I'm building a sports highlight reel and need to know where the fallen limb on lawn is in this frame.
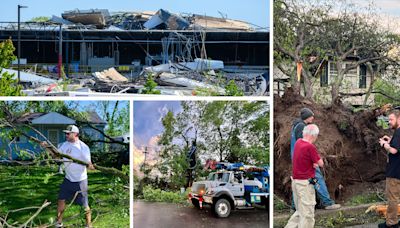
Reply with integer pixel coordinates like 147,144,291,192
366,204,400,217
0,200,51,228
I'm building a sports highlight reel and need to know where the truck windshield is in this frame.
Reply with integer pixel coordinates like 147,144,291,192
207,172,230,182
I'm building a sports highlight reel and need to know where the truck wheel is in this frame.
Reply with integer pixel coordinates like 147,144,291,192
214,198,231,218
191,198,200,209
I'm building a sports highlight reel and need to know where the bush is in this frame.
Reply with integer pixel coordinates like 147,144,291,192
141,74,161,94
142,185,188,204
225,80,244,96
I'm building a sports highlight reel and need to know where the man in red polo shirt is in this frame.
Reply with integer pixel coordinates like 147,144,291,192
285,124,324,228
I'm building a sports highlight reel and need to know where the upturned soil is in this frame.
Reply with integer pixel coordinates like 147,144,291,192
274,88,391,203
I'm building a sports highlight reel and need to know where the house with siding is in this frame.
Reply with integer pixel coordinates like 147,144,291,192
0,111,106,160
273,58,375,106
314,59,374,105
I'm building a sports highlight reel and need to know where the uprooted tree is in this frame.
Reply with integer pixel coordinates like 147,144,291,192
274,0,399,105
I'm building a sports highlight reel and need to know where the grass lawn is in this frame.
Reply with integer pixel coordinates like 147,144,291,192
0,165,129,227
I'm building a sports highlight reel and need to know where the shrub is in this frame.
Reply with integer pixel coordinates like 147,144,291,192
142,185,188,204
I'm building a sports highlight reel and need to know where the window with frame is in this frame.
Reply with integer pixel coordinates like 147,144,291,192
359,65,367,89
320,62,329,87
48,129,59,147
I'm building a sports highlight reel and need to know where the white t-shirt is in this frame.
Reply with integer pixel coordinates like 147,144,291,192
58,140,91,182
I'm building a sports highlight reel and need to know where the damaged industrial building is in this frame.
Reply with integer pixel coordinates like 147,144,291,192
0,9,269,96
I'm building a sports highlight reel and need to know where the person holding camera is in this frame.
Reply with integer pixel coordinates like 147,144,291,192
378,110,400,228
285,124,324,228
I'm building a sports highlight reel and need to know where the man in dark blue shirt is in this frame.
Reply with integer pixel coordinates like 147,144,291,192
379,110,400,228
291,108,340,210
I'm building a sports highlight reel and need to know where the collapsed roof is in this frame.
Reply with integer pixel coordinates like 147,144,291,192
51,8,257,31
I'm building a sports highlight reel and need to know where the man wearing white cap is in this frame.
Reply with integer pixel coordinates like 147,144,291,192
56,125,94,228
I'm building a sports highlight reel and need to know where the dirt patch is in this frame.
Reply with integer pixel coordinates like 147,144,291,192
274,88,390,204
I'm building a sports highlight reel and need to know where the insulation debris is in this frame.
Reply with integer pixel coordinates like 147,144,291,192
144,58,224,74
144,9,189,30
92,67,128,83
62,9,110,28
54,8,255,31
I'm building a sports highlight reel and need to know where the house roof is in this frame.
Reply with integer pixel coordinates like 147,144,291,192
16,111,106,125
16,112,45,123
31,112,76,125
86,111,107,124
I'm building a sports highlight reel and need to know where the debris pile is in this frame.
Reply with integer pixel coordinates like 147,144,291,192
93,67,128,83
108,11,155,30
49,8,256,31
62,9,110,28
4,8,268,96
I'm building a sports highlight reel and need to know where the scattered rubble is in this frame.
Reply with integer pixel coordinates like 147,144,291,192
143,58,224,75
1,68,56,85
4,8,268,96
62,9,110,28
157,72,226,94
93,67,128,83
51,8,256,31
190,14,253,31
144,9,189,30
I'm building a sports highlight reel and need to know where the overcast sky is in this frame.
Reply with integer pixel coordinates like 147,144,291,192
353,0,400,16
133,101,182,149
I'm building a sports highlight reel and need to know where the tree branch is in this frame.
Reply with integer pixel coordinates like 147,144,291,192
339,90,400,102
77,121,128,146
1,120,128,182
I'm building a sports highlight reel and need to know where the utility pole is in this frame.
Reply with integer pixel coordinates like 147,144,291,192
142,146,148,171
58,24,63,79
17,5,28,83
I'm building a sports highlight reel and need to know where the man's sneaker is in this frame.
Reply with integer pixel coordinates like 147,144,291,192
324,204,341,210
55,223,63,228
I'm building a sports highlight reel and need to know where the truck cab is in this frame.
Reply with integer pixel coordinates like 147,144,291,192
189,164,269,218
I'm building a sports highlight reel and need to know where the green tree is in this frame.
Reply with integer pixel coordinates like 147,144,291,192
373,79,400,107
201,101,269,165
0,39,23,96
274,0,397,104
225,80,244,96
153,101,269,189
28,16,50,22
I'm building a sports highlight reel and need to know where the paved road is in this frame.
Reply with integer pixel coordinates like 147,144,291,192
133,200,269,228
